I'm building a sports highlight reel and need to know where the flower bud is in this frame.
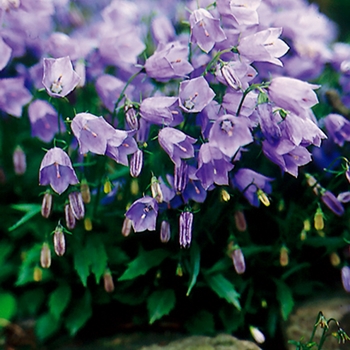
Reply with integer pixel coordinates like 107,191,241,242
176,262,183,277
234,210,247,232
257,189,270,207
80,179,91,204
124,104,139,130
174,161,188,193
249,326,265,344
232,248,245,274
104,178,112,194
53,224,65,256
84,217,93,231
279,245,289,267
103,270,115,293
69,191,85,220
65,203,76,230
303,219,311,232
330,252,341,267
130,179,139,195
305,173,321,195
40,243,51,268
179,211,193,249
130,149,143,178
314,207,324,231
13,146,26,175
121,216,132,237
341,266,350,293
160,220,171,243
221,189,230,202
321,190,344,216
33,266,43,282
151,176,163,203
41,192,53,218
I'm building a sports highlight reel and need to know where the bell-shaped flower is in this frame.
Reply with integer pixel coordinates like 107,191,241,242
196,143,234,190
323,113,350,147
237,28,289,67
189,8,226,53
144,41,193,82
42,56,81,98
158,127,196,167
125,196,158,232
71,112,116,155
39,147,79,195
321,190,344,216
179,76,215,113
0,37,12,71
208,114,253,158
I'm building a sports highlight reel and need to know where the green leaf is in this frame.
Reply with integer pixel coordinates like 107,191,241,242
48,284,72,320
18,289,45,316
204,273,241,310
86,235,108,284
0,292,17,322
185,310,215,335
65,291,92,336
186,242,200,296
35,312,60,341
118,248,169,281
275,279,294,321
0,241,14,265
147,289,176,324
73,243,90,287
9,204,41,232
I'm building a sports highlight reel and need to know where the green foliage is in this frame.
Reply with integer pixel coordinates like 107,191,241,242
36,312,61,341
0,292,17,322
147,289,176,324
185,310,215,335
186,242,200,296
48,284,72,320
275,279,294,321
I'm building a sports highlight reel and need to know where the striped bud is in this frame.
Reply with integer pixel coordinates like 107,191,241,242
80,179,91,204
69,191,85,220
151,176,163,203
179,211,193,249
130,149,143,178
124,104,139,130
103,270,115,293
160,220,171,243
65,203,76,230
341,266,350,293
40,243,51,268
232,248,245,274
13,145,26,175
122,216,132,237
234,210,247,232
314,208,324,231
279,245,289,267
174,161,188,193
41,192,53,218
53,224,65,256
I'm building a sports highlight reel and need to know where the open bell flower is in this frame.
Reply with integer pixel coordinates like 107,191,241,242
42,56,81,98
39,147,79,195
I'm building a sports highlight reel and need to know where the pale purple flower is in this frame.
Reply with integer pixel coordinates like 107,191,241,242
130,149,143,178
0,36,12,71
182,166,207,204
232,168,273,207
222,89,258,117
323,113,350,147
208,114,253,158
160,220,171,243
144,41,193,81
151,16,175,44
174,161,189,194
321,190,344,216
158,127,196,167
42,56,81,98
39,147,79,195
125,196,158,232
196,143,234,190
341,266,350,293
338,191,350,203
46,32,79,60
257,103,282,144
179,76,215,113
268,77,320,117
0,77,32,117
13,146,26,175
69,191,85,220
189,8,226,53
237,28,289,67
71,113,116,155
179,211,193,248
28,100,64,143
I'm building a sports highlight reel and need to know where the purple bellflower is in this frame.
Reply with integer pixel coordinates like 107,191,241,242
189,8,226,53
158,127,196,167
196,143,234,190
125,196,158,232
28,100,64,143
208,114,253,158
0,36,12,71
323,113,350,147
42,56,81,98
179,76,215,113
222,89,258,117
179,211,193,248
71,112,116,155
237,28,289,67
144,41,193,82
39,147,79,195
232,168,273,207
321,190,344,216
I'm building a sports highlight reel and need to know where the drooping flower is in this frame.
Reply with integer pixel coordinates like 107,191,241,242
125,196,159,232
71,112,116,155
323,113,350,147
189,8,226,53
69,192,85,220
179,211,193,248
321,190,344,216
42,56,81,98
0,36,12,71
179,76,215,113
237,28,289,67
39,147,79,195
13,145,26,175
158,127,196,167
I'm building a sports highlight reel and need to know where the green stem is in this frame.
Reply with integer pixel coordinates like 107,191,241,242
202,48,232,76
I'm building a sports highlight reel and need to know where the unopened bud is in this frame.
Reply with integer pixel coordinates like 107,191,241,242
330,252,341,267
279,245,289,267
130,179,139,195
122,216,132,237
41,192,53,218
305,173,321,195
130,149,143,178
124,104,139,130
69,191,85,220
249,326,265,344
234,210,247,232
80,179,91,204
65,203,76,230
151,176,163,203
40,243,51,268
232,248,245,274
53,224,65,256
13,146,26,175
221,189,230,202
300,230,307,241
104,178,112,194
84,217,93,231
257,189,270,207
341,266,350,293
303,219,311,232
33,266,43,282
179,211,193,248
103,270,115,293
174,161,188,193
314,208,324,231
160,220,171,243
176,262,183,277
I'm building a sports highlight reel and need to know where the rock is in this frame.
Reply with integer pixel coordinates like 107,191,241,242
138,333,261,350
